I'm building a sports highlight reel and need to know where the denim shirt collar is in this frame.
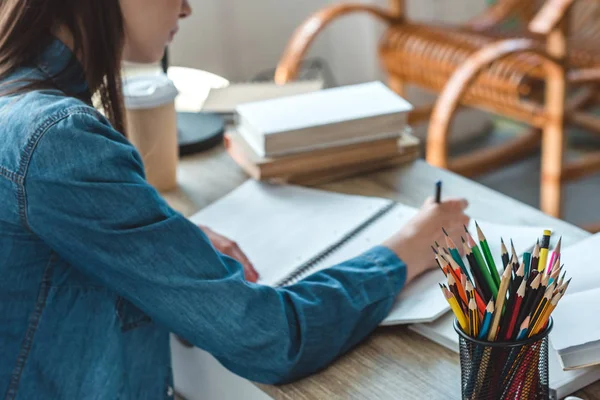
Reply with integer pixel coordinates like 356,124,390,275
35,38,91,101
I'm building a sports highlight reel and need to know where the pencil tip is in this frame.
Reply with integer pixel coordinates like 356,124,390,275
442,227,449,236
463,225,469,233
461,236,466,243
500,237,505,244
431,246,438,254
435,241,440,248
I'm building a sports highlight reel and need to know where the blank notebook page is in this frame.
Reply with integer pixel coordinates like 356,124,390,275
190,181,392,286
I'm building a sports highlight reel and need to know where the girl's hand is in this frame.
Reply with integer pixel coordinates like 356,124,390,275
198,225,259,283
383,197,470,284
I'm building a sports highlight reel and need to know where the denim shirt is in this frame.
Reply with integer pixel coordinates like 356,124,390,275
0,39,407,400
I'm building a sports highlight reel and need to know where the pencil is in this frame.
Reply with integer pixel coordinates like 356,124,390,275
435,180,442,203
549,262,561,285
441,284,468,331
555,271,566,293
529,283,554,336
516,316,530,340
505,280,526,340
465,228,499,298
500,238,510,270
499,261,524,338
469,297,479,337
440,254,462,286
538,230,551,272
464,276,486,315
487,264,512,341
533,292,563,335
478,299,494,339
522,251,532,278
557,277,572,295
530,240,540,276
476,222,502,289
516,273,542,328
547,236,561,274
462,239,492,301
448,272,468,310
443,227,468,277
510,239,519,273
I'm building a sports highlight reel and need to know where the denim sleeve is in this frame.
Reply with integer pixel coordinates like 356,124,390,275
23,109,407,384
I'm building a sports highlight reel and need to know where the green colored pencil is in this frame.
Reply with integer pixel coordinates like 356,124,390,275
465,226,499,298
475,222,501,289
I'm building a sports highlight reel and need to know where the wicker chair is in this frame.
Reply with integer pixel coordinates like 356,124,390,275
275,0,600,226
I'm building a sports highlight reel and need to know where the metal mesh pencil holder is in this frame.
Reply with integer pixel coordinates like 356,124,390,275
454,319,553,400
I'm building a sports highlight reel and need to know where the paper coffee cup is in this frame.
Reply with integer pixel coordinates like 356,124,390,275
123,74,179,192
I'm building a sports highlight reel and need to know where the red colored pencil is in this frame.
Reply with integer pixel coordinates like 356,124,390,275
505,280,526,340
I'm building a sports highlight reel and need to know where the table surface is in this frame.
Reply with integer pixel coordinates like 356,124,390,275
163,146,599,400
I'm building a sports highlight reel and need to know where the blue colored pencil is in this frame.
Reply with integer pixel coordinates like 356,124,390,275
516,316,530,340
477,300,495,339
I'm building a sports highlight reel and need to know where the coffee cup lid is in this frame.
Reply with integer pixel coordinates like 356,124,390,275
123,74,179,110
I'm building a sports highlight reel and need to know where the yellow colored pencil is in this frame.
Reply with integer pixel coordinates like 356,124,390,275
487,264,512,341
441,284,468,331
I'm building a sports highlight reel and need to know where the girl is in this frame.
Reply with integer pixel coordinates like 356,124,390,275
0,1,469,398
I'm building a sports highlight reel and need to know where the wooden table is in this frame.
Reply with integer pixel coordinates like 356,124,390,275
164,147,600,400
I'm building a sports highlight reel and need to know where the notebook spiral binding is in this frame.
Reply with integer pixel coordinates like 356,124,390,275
276,201,399,287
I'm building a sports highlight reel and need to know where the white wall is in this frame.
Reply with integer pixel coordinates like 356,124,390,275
170,0,488,84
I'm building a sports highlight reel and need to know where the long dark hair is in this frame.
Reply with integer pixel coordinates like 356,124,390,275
0,0,126,133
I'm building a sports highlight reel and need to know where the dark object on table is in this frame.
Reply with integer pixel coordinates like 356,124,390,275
177,112,224,156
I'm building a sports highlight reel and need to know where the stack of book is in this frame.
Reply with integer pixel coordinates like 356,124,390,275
226,81,419,186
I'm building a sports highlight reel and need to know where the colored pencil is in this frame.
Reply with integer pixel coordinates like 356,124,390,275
500,238,510,270
487,264,512,341
478,300,494,339
522,251,532,278
528,283,554,336
443,227,469,277
441,284,468,331
505,280,526,340
469,298,479,337
549,262,561,286
547,236,561,274
461,240,491,301
555,271,566,293
465,228,498,298
510,239,519,273
534,292,563,335
499,261,524,338
516,273,541,328
476,222,501,288
557,277,572,295
516,316,531,340
538,230,551,272
530,241,540,276
448,272,468,310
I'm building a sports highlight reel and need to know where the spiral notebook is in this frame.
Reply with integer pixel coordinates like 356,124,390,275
191,181,545,325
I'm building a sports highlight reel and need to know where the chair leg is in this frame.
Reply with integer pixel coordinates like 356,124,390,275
540,123,564,218
540,71,567,218
388,75,405,97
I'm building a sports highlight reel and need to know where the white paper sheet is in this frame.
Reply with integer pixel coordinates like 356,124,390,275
191,180,392,286
191,181,549,325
